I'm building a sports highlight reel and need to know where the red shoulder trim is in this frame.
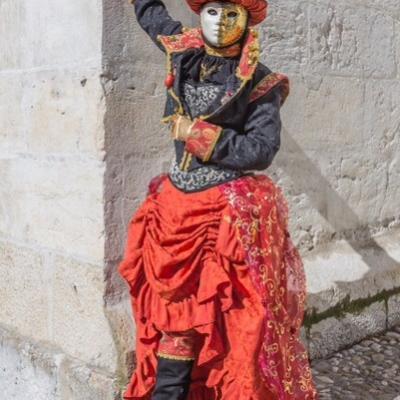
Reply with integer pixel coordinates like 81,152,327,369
158,28,260,84
235,29,260,83
249,72,290,105
157,28,204,53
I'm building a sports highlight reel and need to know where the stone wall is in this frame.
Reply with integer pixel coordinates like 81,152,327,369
0,0,117,398
0,0,399,398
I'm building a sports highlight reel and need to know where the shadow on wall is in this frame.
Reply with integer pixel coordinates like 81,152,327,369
279,128,398,273
279,128,399,333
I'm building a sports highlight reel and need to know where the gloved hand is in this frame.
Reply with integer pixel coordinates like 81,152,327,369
170,115,194,141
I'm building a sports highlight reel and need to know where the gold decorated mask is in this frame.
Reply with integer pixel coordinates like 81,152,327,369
200,2,249,48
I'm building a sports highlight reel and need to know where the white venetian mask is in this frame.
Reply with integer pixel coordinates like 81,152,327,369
200,2,249,48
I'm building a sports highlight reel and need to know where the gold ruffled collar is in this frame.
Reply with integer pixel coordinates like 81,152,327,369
204,42,242,58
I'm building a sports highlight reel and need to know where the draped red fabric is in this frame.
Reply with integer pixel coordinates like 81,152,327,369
185,0,268,26
219,176,318,399
118,174,319,399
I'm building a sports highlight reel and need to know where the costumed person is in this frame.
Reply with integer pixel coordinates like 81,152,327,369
119,0,319,398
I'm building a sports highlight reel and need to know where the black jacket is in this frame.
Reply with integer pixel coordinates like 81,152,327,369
134,0,289,172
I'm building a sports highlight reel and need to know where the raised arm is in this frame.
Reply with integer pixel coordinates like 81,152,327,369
132,0,183,51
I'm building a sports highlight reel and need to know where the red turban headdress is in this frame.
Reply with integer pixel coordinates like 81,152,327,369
186,0,268,26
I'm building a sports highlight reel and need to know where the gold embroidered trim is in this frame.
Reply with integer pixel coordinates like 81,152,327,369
204,42,242,58
159,39,186,117
169,89,184,115
199,63,222,82
157,28,203,54
235,28,260,83
203,126,223,162
157,352,196,361
161,115,174,124
179,151,193,171
249,72,290,105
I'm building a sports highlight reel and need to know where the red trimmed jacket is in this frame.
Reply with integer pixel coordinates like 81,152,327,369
134,0,289,172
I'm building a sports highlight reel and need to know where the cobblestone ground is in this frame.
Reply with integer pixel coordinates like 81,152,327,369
311,325,400,400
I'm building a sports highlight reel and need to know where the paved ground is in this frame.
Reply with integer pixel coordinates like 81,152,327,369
311,325,400,399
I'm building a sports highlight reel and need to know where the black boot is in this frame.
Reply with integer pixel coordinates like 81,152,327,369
151,357,194,400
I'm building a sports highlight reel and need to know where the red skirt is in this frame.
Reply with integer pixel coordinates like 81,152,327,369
118,174,319,400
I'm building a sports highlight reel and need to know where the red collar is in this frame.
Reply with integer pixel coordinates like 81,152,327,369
158,27,260,83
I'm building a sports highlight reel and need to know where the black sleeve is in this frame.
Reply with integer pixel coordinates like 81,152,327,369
208,88,282,171
134,0,183,51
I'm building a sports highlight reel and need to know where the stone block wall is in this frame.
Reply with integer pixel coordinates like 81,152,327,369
0,0,399,398
263,0,400,250
0,0,117,398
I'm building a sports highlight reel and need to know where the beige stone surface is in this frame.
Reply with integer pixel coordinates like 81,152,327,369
104,298,137,383
260,1,308,74
0,75,26,154
305,228,400,314
0,242,49,342
0,0,102,70
58,357,117,400
0,157,105,263
0,0,118,395
0,328,59,400
308,3,396,79
25,70,105,156
0,241,118,370
52,254,118,370
0,70,105,157
0,325,117,400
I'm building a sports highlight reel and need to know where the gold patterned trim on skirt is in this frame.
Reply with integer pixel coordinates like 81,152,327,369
157,352,196,362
